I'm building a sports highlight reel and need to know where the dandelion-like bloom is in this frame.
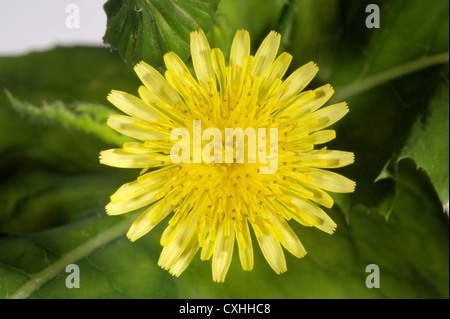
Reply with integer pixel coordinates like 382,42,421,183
100,29,355,282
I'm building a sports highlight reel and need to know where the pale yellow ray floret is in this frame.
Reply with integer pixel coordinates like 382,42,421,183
99,28,355,282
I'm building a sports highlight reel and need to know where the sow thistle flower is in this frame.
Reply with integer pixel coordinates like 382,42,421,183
100,29,355,282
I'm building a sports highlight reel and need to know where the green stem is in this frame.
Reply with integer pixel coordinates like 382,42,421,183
333,52,449,102
276,0,299,46
9,216,134,299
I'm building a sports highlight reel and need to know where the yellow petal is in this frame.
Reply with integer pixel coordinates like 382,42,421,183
109,175,165,203
134,61,182,105
212,219,235,282
138,86,184,124
99,149,159,168
127,200,173,241
290,196,337,234
164,51,191,78
297,130,336,146
252,223,287,274
302,102,349,132
275,91,316,117
107,90,160,122
259,52,292,102
253,31,281,78
158,215,198,271
229,29,251,86
304,167,356,193
106,186,161,216
190,29,215,89
277,61,319,104
160,215,183,247
265,210,306,258
163,51,193,102
230,29,250,70
211,48,227,95
234,219,254,271
168,234,199,277
107,115,166,141
300,84,334,115
200,236,216,261
301,184,335,208
122,142,154,154
164,69,192,103
301,150,355,168
284,84,334,119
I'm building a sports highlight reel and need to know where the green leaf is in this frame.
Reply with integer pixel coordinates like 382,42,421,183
345,159,448,298
0,0,448,299
215,0,285,49
398,70,449,205
0,47,138,234
103,0,220,68
305,0,449,215
0,46,140,106
1,158,447,298
6,92,130,147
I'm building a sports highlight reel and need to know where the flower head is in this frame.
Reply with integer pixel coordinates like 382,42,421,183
100,29,355,282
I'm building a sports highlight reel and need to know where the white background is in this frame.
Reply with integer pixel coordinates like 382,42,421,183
0,0,107,56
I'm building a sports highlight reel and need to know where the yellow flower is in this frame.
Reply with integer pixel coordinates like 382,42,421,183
100,29,355,282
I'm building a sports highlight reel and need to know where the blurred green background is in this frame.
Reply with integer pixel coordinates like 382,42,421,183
0,0,448,298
